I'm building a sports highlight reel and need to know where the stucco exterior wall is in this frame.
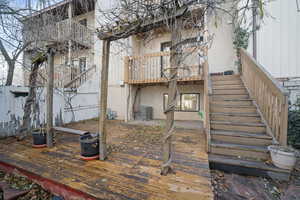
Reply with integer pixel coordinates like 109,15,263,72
138,84,204,121
207,9,237,74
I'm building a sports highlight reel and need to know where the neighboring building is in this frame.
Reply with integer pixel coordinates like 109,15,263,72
23,0,236,122
248,0,300,104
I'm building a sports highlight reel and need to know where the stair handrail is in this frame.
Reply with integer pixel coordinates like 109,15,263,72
203,47,212,152
64,65,97,88
239,48,289,146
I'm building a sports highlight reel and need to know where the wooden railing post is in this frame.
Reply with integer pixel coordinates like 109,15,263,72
280,96,288,146
203,60,211,152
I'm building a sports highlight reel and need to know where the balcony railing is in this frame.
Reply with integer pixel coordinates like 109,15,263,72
24,20,93,49
37,64,96,89
124,50,204,84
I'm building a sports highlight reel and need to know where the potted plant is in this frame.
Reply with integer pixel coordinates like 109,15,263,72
79,132,99,160
268,145,299,170
32,126,47,148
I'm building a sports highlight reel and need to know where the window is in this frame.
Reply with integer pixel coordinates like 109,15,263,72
160,41,171,78
79,18,87,27
79,57,87,73
163,93,200,112
160,37,204,78
181,94,199,111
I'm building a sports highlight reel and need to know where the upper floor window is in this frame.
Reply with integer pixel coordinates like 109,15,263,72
160,36,203,78
79,57,87,73
79,18,87,27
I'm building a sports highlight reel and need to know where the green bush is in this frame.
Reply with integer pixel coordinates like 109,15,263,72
288,100,300,149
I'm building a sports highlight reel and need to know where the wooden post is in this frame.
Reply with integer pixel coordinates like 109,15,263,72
280,95,289,146
99,40,111,160
47,48,55,147
161,17,182,175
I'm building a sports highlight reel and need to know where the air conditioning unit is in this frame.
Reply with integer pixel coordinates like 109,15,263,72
135,105,153,121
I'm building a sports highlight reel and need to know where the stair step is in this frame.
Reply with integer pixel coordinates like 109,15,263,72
213,84,245,90
213,80,243,85
213,89,248,95
209,154,291,181
210,141,269,160
212,94,249,100
210,105,257,114
211,130,272,146
211,75,240,81
211,99,253,106
211,121,266,133
211,112,261,123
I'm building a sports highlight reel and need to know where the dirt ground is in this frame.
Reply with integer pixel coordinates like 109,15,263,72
64,119,166,153
0,170,51,200
211,170,300,200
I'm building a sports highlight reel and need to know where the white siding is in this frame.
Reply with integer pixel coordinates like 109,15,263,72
250,0,300,78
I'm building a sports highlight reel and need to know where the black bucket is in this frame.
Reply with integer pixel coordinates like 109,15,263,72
32,130,47,146
79,133,99,157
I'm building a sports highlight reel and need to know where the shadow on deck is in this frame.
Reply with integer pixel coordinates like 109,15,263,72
0,120,213,200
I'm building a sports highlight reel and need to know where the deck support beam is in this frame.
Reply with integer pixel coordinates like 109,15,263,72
46,48,55,147
98,40,111,160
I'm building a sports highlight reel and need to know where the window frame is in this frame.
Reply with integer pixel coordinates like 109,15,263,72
163,93,200,112
160,36,204,78
79,18,87,27
79,57,87,73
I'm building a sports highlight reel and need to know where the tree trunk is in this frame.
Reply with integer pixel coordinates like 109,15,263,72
161,17,183,175
5,60,15,86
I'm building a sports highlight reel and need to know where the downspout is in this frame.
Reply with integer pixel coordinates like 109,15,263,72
252,0,258,59
68,1,73,66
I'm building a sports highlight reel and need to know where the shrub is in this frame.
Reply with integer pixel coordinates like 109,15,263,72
288,100,300,149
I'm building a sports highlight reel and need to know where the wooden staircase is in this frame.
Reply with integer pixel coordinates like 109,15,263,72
208,74,290,180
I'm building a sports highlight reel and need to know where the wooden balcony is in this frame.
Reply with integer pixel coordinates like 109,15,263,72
24,20,93,49
124,51,204,85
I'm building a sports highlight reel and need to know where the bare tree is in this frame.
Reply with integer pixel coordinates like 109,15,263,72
0,0,30,85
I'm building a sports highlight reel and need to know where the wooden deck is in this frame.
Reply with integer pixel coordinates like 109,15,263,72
0,120,213,200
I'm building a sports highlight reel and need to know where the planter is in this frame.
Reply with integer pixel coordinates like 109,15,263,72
32,129,47,148
79,133,99,159
268,145,298,170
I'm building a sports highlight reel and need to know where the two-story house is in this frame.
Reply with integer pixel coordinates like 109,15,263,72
22,0,290,177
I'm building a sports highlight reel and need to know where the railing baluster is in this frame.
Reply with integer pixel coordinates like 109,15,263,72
240,48,289,146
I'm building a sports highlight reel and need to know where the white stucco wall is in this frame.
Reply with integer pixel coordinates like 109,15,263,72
0,86,65,138
93,0,236,121
139,84,204,121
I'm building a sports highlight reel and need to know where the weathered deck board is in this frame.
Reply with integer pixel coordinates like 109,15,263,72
0,120,213,200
